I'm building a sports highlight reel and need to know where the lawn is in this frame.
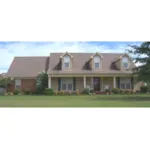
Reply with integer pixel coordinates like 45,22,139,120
0,94,150,107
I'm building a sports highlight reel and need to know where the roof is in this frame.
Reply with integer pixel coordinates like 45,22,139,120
7,52,136,78
7,56,49,78
48,53,135,75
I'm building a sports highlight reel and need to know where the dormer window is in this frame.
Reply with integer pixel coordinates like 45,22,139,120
64,55,70,68
94,56,100,68
122,57,129,69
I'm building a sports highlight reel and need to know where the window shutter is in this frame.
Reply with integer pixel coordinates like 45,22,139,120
131,77,133,90
58,78,61,91
73,77,76,91
117,77,120,88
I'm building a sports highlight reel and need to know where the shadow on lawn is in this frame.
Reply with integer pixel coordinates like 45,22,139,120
93,95,150,101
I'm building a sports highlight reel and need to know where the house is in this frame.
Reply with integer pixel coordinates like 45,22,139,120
6,51,140,93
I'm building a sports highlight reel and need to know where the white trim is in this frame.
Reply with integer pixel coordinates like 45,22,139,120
113,76,116,88
83,76,86,88
63,55,71,68
90,52,103,58
48,77,51,88
94,56,100,69
60,51,73,58
122,56,130,69
15,79,21,89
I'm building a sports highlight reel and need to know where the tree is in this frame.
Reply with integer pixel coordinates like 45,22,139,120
0,76,13,89
36,71,48,94
127,42,150,91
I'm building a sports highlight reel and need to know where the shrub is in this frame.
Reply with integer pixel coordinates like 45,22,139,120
120,89,124,94
76,89,80,95
24,88,32,95
125,89,132,94
111,88,120,94
60,90,64,95
54,90,58,96
140,86,148,93
13,88,20,95
90,89,94,94
82,88,90,94
57,90,64,96
105,89,110,93
44,88,54,95
36,72,48,94
64,91,72,95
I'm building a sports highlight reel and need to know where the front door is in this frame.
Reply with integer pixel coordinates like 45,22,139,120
93,77,100,91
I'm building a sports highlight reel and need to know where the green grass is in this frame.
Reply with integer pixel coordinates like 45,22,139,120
0,94,150,107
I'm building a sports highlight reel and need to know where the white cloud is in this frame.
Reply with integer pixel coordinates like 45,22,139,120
0,42,129,73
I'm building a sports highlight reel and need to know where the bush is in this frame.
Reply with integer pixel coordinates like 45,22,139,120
105,89,110,93
64,91,72,96
13,88,20,95
140,86,148,93
82,88,90,94
76,89,80,95
36,72,48,94
90,89,95,94
57,90,64,96
54,90,58,96
44,88,54,95
120,89,125,94
24,88,32,95
125,89,132,94
111,88,120,94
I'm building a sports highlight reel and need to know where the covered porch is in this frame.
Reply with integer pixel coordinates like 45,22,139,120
48,75,135,92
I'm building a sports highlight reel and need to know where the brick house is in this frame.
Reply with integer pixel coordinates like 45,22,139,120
6,52,140,92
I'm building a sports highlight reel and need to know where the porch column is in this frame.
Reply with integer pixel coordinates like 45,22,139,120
113,76,116,88
48,76,51,88
83,76,86,88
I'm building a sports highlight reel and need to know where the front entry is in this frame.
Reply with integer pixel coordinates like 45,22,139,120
93,77,100,91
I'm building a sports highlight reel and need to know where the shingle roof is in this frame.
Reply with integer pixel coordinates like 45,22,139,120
48,53,135,75
7,52,136,78
7,56,49,78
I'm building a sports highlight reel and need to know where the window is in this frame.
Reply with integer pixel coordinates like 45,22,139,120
62,84,67,90
15,79,21,89
120,78,131,90
64,55,70,68
61,78,73,91
126,83,131,89
122,57,129,69
94,56,100,68
120,84,126,89
68,84,73,90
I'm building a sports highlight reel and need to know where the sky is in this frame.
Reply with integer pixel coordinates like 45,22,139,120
0,41,141,73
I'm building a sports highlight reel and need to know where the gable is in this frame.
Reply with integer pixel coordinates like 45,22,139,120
7,56,49,78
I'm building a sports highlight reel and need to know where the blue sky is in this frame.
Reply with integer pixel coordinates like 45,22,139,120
0,41,141,73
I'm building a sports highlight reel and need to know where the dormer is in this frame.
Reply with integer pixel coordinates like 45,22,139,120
90,52,103,70
122,55,130,69
112,53,131,70
60,51,73,70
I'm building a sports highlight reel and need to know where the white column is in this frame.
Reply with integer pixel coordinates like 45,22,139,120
48,76,51,88
83,76,86,88
113,76,116,88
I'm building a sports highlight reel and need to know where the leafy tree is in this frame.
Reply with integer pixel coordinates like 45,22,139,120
0,76,13,89
127,42,150,91
36,71,48,94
